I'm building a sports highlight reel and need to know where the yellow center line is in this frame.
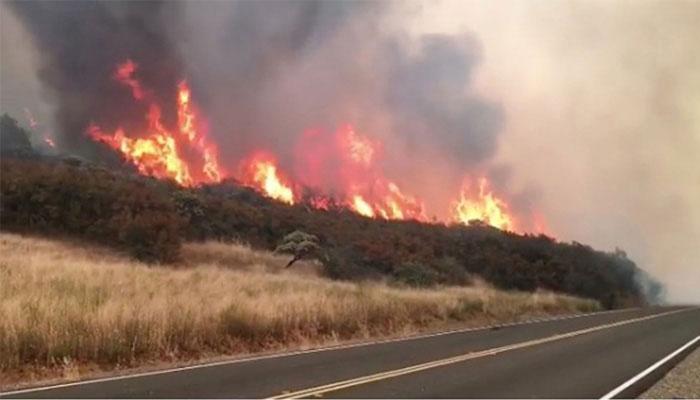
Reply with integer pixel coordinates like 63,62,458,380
268,308,695,399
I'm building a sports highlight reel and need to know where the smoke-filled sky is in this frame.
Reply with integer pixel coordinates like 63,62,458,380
1,1,698,302
404,0,700,303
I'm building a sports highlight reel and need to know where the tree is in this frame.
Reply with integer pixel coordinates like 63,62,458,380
0,113,33,156
275,230,321,268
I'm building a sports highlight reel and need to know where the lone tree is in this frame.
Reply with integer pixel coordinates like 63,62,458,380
275,230,320,268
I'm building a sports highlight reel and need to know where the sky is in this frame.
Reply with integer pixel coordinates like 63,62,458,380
402,0,700,302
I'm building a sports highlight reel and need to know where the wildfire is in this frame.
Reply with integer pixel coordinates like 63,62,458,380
240,152,296,205
87,59,542,232
333,126,426,221
88,120,193,185
113,59,144,100
453,178,515,231
176,81,222,182
177,81,196,142
340,124,378,167
352,195,375,217
23,108,56,148
89,60,223,186
347,181,426,221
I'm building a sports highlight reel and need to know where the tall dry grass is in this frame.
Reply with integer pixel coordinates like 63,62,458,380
0,232,599,381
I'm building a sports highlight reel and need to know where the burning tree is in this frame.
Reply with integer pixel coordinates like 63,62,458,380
275,230,321,268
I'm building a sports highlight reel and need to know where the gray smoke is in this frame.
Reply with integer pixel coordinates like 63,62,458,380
3,1,502,210
5,1,185,156
406,0,700,303
171,1,502,211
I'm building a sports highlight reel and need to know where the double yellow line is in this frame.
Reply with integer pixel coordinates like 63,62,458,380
269,308,694,399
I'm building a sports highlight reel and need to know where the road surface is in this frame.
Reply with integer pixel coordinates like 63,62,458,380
3,306,699,399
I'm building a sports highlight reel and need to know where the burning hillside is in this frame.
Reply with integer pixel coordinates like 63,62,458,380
5,2,548,233
87,60,525,232
89,60,222,186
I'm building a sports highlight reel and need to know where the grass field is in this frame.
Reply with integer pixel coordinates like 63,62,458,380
0,232,599,387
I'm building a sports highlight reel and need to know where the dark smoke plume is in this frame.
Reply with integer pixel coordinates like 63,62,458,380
7,0,503,200
7,1,184,157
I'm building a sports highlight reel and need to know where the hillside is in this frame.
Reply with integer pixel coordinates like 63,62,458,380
0,232,598,387
0,152,661,309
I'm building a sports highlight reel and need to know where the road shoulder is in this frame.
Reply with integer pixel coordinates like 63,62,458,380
641,346,700,399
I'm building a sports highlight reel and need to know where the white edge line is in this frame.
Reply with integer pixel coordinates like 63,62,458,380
600,334,700,400
0,307,641,396
268,308,697,399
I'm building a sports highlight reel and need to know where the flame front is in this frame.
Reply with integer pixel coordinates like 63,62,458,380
348,180,426,221
89,60,223,186
240,152,296,205
352,195,375,217
453,178,515,231
87,59,540,232
336,126,426,221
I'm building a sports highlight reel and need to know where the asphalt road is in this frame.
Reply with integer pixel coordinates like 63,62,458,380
3,306,699,399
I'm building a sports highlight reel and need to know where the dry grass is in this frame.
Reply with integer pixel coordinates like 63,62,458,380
178,240,322,275
0,232,599,386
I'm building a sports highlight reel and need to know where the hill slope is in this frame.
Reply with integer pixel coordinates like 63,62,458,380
0,232,598,387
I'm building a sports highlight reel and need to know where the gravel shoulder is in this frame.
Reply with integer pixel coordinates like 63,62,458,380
641,346,700,399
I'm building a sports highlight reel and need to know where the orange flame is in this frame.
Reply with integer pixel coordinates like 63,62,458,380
240,152,296,204
351,195,375,217
340,125,378,167
335,126,426,221
176,81,222,182
114,59,145,100
24,107,56,148
348,181,426,221
87,61,544,230
453,178,515,230
90,60,223,186
177,81,197,142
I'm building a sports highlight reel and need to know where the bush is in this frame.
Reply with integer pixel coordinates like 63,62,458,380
0,159,182,262
0,155,659,306
394,262,439,287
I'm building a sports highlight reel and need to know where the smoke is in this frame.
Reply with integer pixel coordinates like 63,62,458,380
5,1,185,156
3,1,503,216
407,0,700,303
172,1,502,212
6,1,696,302
0,1,53,141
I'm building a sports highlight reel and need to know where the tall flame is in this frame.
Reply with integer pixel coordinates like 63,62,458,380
87,59,540,232
453,178,515,231
89,60,223,186
336,126,426,220
240,152,296,205
352,195,375,217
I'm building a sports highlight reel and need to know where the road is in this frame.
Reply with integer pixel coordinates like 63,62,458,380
3,306,699,399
